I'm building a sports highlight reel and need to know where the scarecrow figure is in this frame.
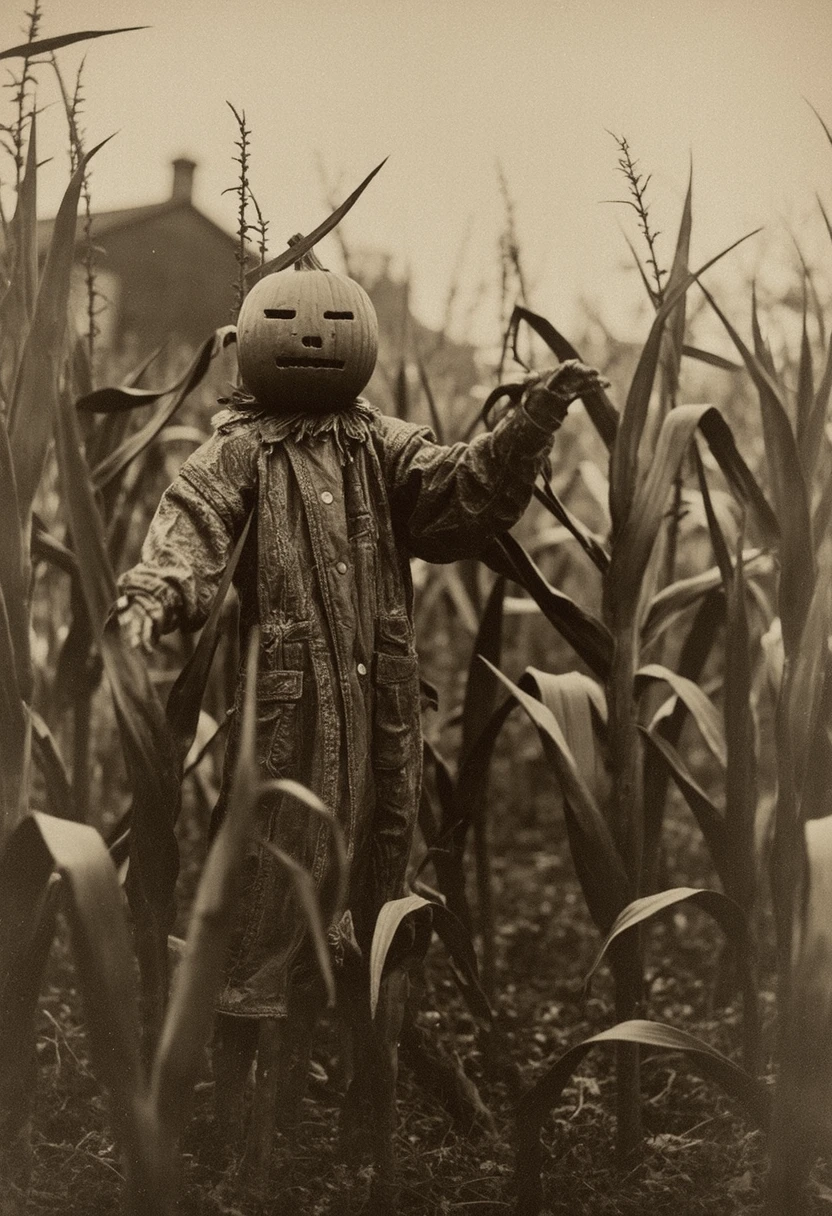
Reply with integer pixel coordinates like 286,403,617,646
117,248,607,1200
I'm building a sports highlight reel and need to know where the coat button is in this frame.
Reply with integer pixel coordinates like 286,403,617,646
321,491,334,504
336,561,348,574
357,662,367,676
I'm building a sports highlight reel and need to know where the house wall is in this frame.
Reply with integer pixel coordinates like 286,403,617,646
94,207,242,354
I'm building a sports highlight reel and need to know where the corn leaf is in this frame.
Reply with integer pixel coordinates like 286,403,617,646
682,345,742,372
246,159,388,287
29,708,74,821
609,229,760,531
165,513,252,769
510,305,619,448
723,542,757,913
641,550,770,648
31,813,143,1151
91,327,236,491
802,336,832,488
607,405,778,628
768,814,832,1214
639,727,732,888
257,838,336,1008
635,663,726,768
484,533,613,679
77,381,186,414
0,27,147,60
484,661,629,933
795,297,815,459
585,886,749,986
656,167,692,417
370,894,433,1018
0,587,28,838
515,1019,770,1216
785,568,832,799
704,285,814,655
259,778,349,928
0,113,38,404
0,413,31,702
369,894,489,1022
8,136,112,520
533,481,610,573
150,630,260,1138
460,576,505,764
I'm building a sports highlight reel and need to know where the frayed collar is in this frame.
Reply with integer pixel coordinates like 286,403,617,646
212,395,378,462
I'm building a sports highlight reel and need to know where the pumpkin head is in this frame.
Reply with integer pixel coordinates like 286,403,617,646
236,267,378,414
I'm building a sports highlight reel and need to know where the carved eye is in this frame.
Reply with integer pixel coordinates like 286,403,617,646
264,309,296,319
324,311,354,320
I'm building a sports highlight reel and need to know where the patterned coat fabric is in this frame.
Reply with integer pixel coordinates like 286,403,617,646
120,395,565,1017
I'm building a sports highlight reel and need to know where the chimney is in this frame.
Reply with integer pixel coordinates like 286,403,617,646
171,157,196,204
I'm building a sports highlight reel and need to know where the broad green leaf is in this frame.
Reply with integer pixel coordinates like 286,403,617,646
9,136,112,519
91,327,237,491
246,159,388,287
636,663,726,768
484,533,613,679
0,27,147,60
704,285,814,656
151,631,260,1138
515,1018,770,1216
510,305,619,448
609,229,760,531
484,660,629,932
769,814,832,1214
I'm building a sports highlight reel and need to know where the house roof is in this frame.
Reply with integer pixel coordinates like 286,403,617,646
33,196,239,258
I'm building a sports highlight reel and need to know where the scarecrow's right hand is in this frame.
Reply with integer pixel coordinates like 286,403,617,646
115,595,158,654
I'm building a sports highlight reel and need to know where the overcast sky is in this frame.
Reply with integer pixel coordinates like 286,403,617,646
2,0,831,346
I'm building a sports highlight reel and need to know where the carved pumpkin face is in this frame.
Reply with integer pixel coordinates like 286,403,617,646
236,268,378,413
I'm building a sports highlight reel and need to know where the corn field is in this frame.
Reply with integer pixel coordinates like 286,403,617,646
2,12,832,1216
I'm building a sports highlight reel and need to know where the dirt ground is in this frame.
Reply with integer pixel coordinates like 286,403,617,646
20,754,829,1216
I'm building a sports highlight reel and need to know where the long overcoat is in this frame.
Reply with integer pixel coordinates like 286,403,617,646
120,393,565,1016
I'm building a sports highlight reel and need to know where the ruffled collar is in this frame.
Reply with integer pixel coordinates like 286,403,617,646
212,391,378,462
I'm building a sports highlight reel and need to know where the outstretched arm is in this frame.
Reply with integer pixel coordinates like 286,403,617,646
377,360,608,562
117,426,257,650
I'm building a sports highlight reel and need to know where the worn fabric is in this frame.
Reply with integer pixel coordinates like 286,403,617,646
119,392,566,1016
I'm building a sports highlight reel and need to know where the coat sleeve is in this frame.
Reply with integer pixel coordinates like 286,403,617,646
117,425,258,633
374,387,568,562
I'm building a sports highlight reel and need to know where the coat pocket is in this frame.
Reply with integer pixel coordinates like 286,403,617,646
257,669,304,777
373,650,420,771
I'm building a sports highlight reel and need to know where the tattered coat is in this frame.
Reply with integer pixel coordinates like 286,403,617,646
120,395,564,1016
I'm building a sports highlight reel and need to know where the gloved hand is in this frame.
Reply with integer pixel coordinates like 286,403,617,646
115,594,159,654
523,359,611,428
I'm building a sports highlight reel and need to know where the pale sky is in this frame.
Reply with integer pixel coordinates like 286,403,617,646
2,0,832,346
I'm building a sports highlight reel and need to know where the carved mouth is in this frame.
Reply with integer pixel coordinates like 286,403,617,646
274,356,345,370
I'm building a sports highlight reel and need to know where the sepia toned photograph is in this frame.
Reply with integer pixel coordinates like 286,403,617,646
0,2,830,1212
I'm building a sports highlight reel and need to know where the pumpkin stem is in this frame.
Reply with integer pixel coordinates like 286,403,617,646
288,233,328,272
